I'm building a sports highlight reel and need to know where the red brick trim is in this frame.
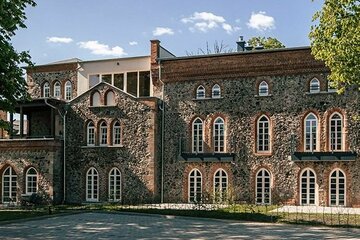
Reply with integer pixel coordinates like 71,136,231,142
253,112,273,156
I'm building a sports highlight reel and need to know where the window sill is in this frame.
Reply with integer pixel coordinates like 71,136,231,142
193,97,224,101
254,94,273,98
89,105,117,108
81,145,124,148
254,152,273,156
306,91,337,95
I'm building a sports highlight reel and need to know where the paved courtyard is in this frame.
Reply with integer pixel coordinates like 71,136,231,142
0,212,359,239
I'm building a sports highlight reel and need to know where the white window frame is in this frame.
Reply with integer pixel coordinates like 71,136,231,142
256,168,271,205
65,81,72,100
309,78,320,93
108,167,121,202
2,166,17,203
54,81,61,98
213,117,225,153
188,169,202,203
26,167,38,195
196,85,205,99
99,121,108,146
258,81,269,96
112,121,122,146
192,118,203,153
300,168,318,206
213,169,228,202
329,112,343,151
329,169,346,206
304,113,319,152
211,84,221,98
87,121,95,146
257,115,270,152
86,167,99,202
43,82,50,97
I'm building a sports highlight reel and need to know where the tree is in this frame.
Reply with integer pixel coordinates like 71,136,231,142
0,0,36,129
309,0,360,92
186,40,234,55
247,37,285,49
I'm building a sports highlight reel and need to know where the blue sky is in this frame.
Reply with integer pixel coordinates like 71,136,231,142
12,0,324,65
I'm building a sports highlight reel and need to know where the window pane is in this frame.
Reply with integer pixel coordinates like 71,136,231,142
89,74,100,88
114,73,124,90
127,72,138,96
102,74,112,84
139,71,150,97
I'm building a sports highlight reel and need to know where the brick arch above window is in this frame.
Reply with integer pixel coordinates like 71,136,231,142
254,113,272,155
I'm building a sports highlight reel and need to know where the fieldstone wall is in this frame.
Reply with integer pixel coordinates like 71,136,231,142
65,82,160,203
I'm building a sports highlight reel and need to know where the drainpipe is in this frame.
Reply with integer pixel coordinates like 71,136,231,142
44,99,68,204
157,60,165,203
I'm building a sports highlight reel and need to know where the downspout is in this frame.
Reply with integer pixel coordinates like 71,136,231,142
158,59,165,203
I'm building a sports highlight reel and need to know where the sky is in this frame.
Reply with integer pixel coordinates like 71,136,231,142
12,0,324,65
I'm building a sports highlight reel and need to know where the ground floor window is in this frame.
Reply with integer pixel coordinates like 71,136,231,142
256,169,271,204
108,168,121,201
214,169,228,202
330,169,345,206
189,169,202,203
300,169,317,205
26,167,38,195
2,166,17,203
86,167,98,202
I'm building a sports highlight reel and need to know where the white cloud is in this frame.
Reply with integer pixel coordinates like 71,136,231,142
153,27,174,36
129,41,138,46
77,41,127,57
247,11,275,31
181,12,238,34
46,37,73,43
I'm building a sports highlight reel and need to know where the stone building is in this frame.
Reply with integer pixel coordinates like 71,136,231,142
0,39,358,207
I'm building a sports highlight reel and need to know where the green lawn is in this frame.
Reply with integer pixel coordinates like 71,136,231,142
0,209,50,222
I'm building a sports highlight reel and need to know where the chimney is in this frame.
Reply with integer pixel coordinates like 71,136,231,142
236,36,246,52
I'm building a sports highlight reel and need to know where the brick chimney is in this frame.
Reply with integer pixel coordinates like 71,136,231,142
150,40,161,96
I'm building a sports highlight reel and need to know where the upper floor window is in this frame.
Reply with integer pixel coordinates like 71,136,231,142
213,117,225,152
192,118,203,153
259,81,269,96
196,85,205,99
212,84,221,98
99,121,108,146
26,167,38,195
54,81,61,98
105,91,115,106
309,78,320,93
257,115,270,152
113,121,122,146
43,82,50,97
91,91,101,106
65,81,72,100
329,113,343,151
304,113,318,151
89,74,100,88
87,121,95,146
327,81,337,93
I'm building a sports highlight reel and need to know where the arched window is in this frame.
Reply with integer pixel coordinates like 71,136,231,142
87,121,95,146
196,85,205,99
108,168,121,202
86,167,98,202
112,121,122,146
257,115,270,152
212,84,221,98
258,81,269,96
99,121,108,146
213,117,225,152
53,81,61,98
189,169,202,203
105,91,115,106
304,113,318,151
329,113,343,151
256,169,271,205
329,169,346,206
64,81,72,100
192,118,203,153
309,78,320,93
26,167,38,195
43,82,50,97
214,169,228,202
300,168,317,205
91,91,101,106
2,166,17,203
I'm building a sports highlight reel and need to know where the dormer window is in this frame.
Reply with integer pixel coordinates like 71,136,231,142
259,81,269,96
212,84,221,98
196,85,205,99
309,78,320,93
54,81,61,98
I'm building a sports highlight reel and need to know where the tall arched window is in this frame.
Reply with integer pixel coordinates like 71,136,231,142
2,166,17,203
91,91,101,106
189,169,202,203
300,168,317,205
53,81,61,98
212,84,221,98
192,118,203,153
309,78,320,93
304,113,318,151
86,167,99,202
105,91,115,106
26,167,38,195
43,82,50,97
257,115,270,152
112,121,122,146
256,169,271,205
258,81,269,96
329,169,346,206
99,121,108,146
64,81,72,100
329,112,343,151
87,121,95,146
196,85,205,99
108,168,121,202
214,169,228,202
213,117,225,152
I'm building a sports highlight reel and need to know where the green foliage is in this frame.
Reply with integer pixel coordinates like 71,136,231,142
247,37,285,49
309,0,360,92
0,0,36,129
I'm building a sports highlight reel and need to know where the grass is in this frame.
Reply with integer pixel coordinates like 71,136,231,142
0,208,50,222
